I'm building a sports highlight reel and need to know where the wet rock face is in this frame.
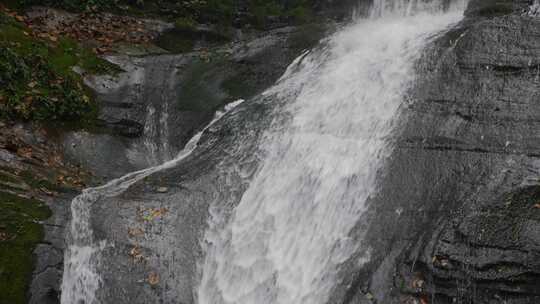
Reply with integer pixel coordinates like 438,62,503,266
465,0,529,17
63,25,324,180
62,23,324,304
397,186,540,303
90,96,272,304
57,1,540,304
337,1,540,303
401,8,540,302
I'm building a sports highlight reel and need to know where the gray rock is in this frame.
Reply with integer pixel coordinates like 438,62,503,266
64,24,325,180
333,1,540,303
90,94,271,304
156,187,168,193
29,194,72,304
49,1,540,303
45,19,328,304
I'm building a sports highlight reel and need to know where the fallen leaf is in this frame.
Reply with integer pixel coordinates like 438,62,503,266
440,259,450,268
129,245,144,262
0,231,11,241
412,278,425,289
128,227,144,238
17,147,32,158
40,187,56,196
148,272,159,286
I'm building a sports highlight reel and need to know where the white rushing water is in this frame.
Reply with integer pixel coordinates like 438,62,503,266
60,100,244,304
197,1,466,304
530,0,540,16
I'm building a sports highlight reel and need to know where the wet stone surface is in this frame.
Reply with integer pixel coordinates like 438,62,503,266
28,1,540,303
336,1,540,303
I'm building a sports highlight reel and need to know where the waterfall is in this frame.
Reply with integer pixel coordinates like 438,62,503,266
196,1,466,304
60,0,467,303
530,0,540,16
60,100,244,304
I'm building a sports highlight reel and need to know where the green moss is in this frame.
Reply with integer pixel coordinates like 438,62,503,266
0,11,119,123
155,25,231,54
19,170,66,192
0,191,51,304
0,20,119,77
51,38,122,76
250,0,283,28
221,73,251,101
177,59,228,112
154,29,196,54
174,16,197,31
198,0,235,25
0,171,19,184
288,5,314,23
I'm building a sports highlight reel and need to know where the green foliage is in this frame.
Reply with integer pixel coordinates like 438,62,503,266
52,37,122,75
174,16,196,30
198,0,235,24
0,44,95,121
0,12,119,122
250,0,282,27
288,5,313,23
7,0,317,28
0,191,51,304
19,170,67,192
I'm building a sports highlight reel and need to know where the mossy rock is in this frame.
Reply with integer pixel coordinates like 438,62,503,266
0,11,120,123
176,59,229,112
0,191,51,304
155,26,231,54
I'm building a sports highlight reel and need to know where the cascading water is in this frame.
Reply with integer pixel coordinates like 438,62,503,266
60,100,244,304
124,56,177,167
196,1,466,304
60,0,466,303
530,0,540,16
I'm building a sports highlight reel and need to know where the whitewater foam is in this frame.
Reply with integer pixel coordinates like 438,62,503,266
197,1,466,304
